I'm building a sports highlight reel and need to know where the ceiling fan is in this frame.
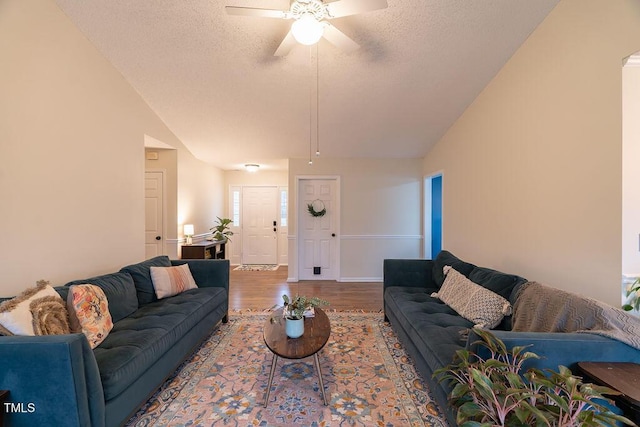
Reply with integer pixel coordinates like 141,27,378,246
225,0,388,56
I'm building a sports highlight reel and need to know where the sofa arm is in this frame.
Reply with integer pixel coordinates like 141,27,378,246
0,333,105,427
383,259,436,292
172,259,230,291
467,329,640,373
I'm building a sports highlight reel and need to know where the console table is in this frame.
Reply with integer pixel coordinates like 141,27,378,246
181,241,226,260
577,362,640,424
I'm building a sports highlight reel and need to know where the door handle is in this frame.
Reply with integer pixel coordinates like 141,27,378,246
273,227,277,232
155,236,162,241
331,233,335,237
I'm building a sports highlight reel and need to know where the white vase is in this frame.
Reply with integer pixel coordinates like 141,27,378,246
285,317,304,338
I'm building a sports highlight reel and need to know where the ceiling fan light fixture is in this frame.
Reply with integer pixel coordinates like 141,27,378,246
291,13,324,45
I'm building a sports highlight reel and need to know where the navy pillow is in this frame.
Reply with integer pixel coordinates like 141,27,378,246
65,272,138,323
120,256,171,306
432,250,475,288
468,267,526,300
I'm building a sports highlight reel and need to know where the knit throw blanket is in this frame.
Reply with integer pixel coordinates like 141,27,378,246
512,281,640,351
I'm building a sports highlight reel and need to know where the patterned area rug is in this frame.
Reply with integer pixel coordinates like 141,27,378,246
125,312,447,426
233,264,279,271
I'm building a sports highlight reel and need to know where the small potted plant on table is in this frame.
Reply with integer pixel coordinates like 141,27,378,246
281,294,329,339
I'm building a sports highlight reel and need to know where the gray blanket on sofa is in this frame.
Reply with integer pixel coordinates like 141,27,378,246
512,281,640,350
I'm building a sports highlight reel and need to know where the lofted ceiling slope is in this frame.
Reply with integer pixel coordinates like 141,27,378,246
54,0,559,171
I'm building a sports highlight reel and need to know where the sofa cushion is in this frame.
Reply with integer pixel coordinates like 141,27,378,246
432,266,512,329
67,284,114,349
433,250,475,288
93,287,227,400
120,256,172,306
150,264,197,299
468,266,526,300
66,272,138,323
384,286,472,369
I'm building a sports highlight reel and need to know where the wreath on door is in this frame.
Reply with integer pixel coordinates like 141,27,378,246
307,199,326,217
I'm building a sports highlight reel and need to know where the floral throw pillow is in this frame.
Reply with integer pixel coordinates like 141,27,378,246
67,284,113,349
149,264,198,299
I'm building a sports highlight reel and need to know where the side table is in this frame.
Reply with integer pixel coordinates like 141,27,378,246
577,362,640,424
263,308,331,407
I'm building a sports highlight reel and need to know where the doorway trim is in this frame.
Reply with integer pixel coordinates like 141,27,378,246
294,175,341,282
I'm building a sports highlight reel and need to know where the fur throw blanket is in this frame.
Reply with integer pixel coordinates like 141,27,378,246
512,281,640,350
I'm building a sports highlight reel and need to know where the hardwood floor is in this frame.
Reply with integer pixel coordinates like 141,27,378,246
229,266,383,312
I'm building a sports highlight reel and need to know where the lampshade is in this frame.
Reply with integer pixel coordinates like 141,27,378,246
245,163,260,172
291,14,324,45
183,224,194,236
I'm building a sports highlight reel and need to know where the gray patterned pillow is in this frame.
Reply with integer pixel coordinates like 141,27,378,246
431,266,512,329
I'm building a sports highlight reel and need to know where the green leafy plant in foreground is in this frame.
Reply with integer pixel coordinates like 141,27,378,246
623,277,640,312
434,328,636,427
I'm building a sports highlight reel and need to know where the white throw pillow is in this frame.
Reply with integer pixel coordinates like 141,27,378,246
150,264,198,299
431,266,512,329
0,281,66,336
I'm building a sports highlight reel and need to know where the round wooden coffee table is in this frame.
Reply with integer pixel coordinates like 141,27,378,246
263,307,331,407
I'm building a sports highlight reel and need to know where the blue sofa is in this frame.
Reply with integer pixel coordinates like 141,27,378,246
383,251,640,426
0,256,229,427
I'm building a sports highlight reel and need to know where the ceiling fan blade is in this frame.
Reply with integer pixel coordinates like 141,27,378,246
322,24,360,53
274,30,297,56
326,0,388,18
225,6,288,19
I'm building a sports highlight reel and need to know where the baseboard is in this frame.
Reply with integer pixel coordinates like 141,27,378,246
339,277,383,283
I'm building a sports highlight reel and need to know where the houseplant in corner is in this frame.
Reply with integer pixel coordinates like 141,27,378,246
434,328,634,427
623,277,640,313
210,217,234,242
279,294,329,339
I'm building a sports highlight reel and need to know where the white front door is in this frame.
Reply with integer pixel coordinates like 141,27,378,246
242,186,278,264
298,179,338,280
145,171,164,258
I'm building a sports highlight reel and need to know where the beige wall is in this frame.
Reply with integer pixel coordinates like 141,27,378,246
423,0,640,306
176,150,225,246
623,62,640,275
288,157,423,281
145,145,225,259
224,169,289,206
0,0,224,296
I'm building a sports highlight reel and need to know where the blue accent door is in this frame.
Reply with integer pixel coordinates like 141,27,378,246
431,175,442,257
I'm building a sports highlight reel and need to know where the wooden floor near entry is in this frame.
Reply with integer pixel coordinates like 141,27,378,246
229,266,383,312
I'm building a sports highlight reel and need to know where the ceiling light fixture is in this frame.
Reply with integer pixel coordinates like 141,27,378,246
292,13,325,45
245,163,259,172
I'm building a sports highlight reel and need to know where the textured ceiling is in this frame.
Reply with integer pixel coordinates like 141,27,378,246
54,0,559,171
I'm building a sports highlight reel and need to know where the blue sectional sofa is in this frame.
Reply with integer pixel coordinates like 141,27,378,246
0,256,229,427
384,251,640,426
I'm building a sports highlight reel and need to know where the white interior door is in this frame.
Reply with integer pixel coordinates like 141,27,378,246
145,171,164,258
242,186,278,264
298,179,338,280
